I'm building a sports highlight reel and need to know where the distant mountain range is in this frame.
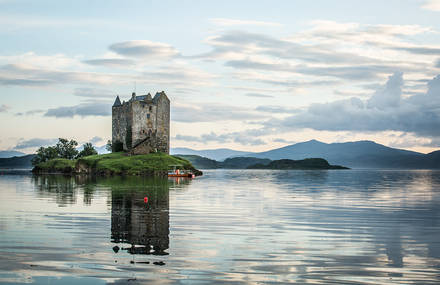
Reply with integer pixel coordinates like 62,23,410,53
0,150,25,158
0,154,34,169
1,140,439,169
173,140,439,169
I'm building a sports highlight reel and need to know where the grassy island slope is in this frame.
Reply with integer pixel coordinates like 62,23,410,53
33,152,202,176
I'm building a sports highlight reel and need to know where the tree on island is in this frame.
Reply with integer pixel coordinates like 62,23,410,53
31,138,98,166
55,138,79,159
77,142,98,158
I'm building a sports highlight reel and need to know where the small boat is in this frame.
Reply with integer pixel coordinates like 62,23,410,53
168,165,195,178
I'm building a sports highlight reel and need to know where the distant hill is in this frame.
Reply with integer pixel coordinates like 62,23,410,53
174,155,221,169
175,155,271,169
0,150,26,158
248,158,348,170
252,140,439,169
0,154,35,169
171,147,253,161
221,157,271,169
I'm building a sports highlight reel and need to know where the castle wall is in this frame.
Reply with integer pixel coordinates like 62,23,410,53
155,95,170,153
131,101,157,147
112,103,133,151
112,105,126,150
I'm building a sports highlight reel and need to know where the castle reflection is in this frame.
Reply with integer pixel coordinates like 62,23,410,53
110,177,192,255
111,187,169,255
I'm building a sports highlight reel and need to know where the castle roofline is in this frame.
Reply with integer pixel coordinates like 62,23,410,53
117,91,168,105
153,91,169,103
113,95,122,107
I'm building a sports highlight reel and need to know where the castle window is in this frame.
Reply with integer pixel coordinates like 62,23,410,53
149,106,152,111
147,114,150,119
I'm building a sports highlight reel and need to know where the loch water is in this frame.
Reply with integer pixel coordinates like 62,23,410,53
0,169,439,284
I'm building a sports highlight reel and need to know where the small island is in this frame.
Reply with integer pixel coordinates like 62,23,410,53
32,152,202,176
247,158,349,170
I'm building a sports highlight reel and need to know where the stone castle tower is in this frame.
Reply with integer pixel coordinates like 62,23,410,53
112,91,170,154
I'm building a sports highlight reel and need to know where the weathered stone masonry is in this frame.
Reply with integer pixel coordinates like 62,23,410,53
112,91,170,154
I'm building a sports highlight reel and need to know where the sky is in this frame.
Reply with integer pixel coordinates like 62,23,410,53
0,0,440,154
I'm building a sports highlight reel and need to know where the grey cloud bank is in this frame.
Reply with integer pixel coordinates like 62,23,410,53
109,40,179,58
44,101,111,118
175,132,265,146
14,138,58,149
0,104,10,112
274,73,440,137
83,58,135,67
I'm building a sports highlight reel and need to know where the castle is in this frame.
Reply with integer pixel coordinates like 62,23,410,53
112,91,170,154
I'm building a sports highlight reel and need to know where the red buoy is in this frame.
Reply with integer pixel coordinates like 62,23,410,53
144,197,148,203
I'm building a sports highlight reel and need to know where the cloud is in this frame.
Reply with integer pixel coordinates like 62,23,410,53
15,109,44,116
393,46,440,55
436,59,440,68
245,93,274,98
226,58,400,81
83,58,135,67
367,72,403,109
273,138,296,144
172,103,263,123
0,104,10,112
0,77,53,86
142,66,214,87
192,22,437,94
422,0,440,11
256,105,301,114
267,72,440,137
389,133,440,148
89,136,103,144
109,40,179,58
209,18,282,27
225,59,293,72
233,71,340,87
44,101,111,118
174,131,265,146
205,30,373,65
74,87,116,98
14,138,57,149
333,89,370,97
0,64,126,87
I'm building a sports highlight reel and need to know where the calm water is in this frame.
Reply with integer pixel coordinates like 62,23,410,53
0,170,439,284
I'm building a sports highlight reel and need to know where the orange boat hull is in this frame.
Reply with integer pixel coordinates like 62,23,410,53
168,173,195,178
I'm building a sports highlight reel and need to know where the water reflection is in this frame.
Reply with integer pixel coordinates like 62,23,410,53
111,180,170,255
32,175,77,206
1,170,439,284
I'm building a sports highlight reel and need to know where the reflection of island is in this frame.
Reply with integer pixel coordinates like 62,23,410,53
111,185,170,255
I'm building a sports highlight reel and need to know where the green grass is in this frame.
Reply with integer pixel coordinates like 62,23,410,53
34,152,198,176
35,158,76,173
79,152,193,174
